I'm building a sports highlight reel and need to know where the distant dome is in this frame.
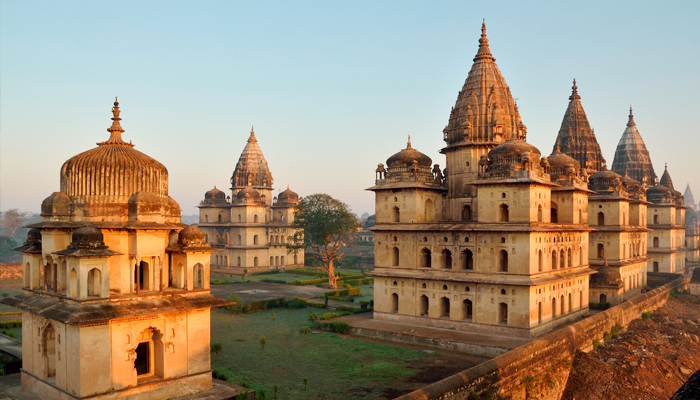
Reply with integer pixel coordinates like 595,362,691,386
14,228,42,254
41,192,72,217
60,100,169,199
277,186,299,205
386,137,432,167
647,184,673,196
235,185,261,203
590,169,622,182
178,225,207,247
547,143,580,169
205,186,225,200
26,228,41,243
71,226,106,249
488,139,541,160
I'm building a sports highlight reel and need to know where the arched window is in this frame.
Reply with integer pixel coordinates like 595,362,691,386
69,268,78,297
205,215,209,222
237,257,242,267
552,250,557,270
653,237,659,248
537,205,543,222
653,261,659,272
461,249,474,270
425,199,434,221
194,264,203,289
561,295,565,315
392,281,398,286
441,249,452,269
538,250,543,272
653,214,658,224
275,256,279,265
87,268,101,297
500,289,506,295
499,205,509,222
391,293,399,313
420,248,431,268
538,302,542,323
579,246,584,265
463,299,473,320
498,250,508,272
421,283,427,288
281,256,285,265
597,244,605,258
498,303,508,325
551,202,558,223
253,235,258,245
270,256,274,266
568,248,572,267
462,205,472,221
392,206,400,223
597,212,605,226
43,324,56,378
600,293,607,304
137,261,150,291
440,297,450,318
552,297,557,318
420,295,429,316
391,247,399,266
254,214,259,223
578,209,583,224
218,214,222,222
560,250,566,269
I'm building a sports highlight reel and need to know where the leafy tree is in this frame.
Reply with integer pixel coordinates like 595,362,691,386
210,343,223,361
308,313,318,324
271,312,276,321
259,336,267,351
0,236,18,263
287,194,358,289
299,327,311,337
1,210,23,238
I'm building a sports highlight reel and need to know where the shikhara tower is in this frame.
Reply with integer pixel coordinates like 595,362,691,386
611,108,657,187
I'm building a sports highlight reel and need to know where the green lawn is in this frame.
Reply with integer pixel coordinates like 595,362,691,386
210,307,435,399
0,327,21,341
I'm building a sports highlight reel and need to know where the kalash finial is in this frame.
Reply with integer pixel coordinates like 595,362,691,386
407,135,413,149
569,78,581,101
248,125,257,143
627,106,636,127
99,97,132,146
474,19,495,62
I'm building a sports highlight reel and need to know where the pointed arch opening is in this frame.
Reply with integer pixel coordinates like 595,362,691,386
420,248,431,269
463,299,473,321
441,249,452,269
461,249,474,270
420,295,429,316
87,268,101,297
499,204,509,222
498,250,508,272
391,246,399,267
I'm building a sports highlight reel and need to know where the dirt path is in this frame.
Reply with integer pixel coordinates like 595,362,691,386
562,294,700,400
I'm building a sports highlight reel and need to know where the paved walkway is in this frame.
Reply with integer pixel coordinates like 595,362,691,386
0,334,22,359
210,281,327,304
338,313,531,352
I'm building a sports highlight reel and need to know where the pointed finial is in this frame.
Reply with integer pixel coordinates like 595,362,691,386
99,97,131,146
248,126,258,142
406,135,413,149
665,162,668,171
474,20,495,62
569,79,581,101
554,140,561,154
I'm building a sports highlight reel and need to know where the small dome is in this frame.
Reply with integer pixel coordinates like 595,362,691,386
41,192,72,217
178,225,207,247
548,144,580,169
205,186,225,200
235,185,261,202
14,227,43,254
488,139,541,160
647,184,673,196
277,186,299,205
621,174,641,189
26,228,41,243
386,137,432,167
589,169,622,182
71,226,106,249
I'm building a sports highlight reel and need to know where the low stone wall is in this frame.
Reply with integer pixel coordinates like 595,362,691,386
396,276,684,400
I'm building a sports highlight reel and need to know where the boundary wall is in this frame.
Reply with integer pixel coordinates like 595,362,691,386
396,275,684,400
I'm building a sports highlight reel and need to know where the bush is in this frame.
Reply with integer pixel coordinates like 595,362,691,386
260,279,288,284
283,297,307,309
326,295,354,302
324,287,360,297
307,302,325,308
0,311,21,316
593,338,602,348
212,369,229,381
320,312,342,320
324,321,351,334
589,302,611,310
642,312,652,319
251,270,281,276
308,313,319,324
0,330,16,339
337,305,368,313
603,331,612,341
0,321,21,329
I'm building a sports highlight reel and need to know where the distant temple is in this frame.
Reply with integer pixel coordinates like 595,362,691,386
611,108,656,187
197,128,304,273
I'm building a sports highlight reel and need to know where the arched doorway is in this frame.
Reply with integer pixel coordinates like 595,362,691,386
391,293,399,313
393,206,400,223
87,268,101,297
135,328,164,379
43,324,56,379
463,299,473,321
597,212,605,226
420,295,429,316
392,247,399,267
440,297,450,318
420,248,431,268
442,249,452,269
499,205,509,222
194,264,204,289
461,249,474,270
425,199,434,221
498,250,508,272
600,293,607,304
498,303,508,325
462,205,472,221
551,202,559,223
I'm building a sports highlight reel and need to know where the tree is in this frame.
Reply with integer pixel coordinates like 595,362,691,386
210,343,223,361
299,327,311,337
1,209,23,239
0,236,18,263
287,194,358,289
260,336,267,351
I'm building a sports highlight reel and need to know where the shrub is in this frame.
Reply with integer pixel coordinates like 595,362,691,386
337,305,368,313
224,294,243,313
260,279,288,284
283,297,307,309
325,321,351,334
212,369,229,381
642,312,652,319
593,338,602,348
251,270,281,276
669,292,677,300
307,302,325,308
324,287,361,297
0,321,21,329
308,313,319,324
320,312,342,320
603,331,612,341
260,336,267,351
0,311,21,316
299,327,311,337
1,330,16,339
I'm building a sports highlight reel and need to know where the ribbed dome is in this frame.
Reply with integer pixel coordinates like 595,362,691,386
178,225,207,247
205,186,225,200
235,185,261,202
611,108,656,186
60,100,169,198
277,186,299,205
386,137,432,167
488,139,541,160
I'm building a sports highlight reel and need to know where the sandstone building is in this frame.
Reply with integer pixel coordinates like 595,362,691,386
197,128,303,273
611,108,657,187
368,24,596,338
2,100,228,399
646,166,687,274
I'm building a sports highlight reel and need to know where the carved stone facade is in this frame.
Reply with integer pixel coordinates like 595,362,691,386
611,109,657,187
369,25,595,338
647,166,687,274
2,100,228,400
197,129,304,272
553,80,606,173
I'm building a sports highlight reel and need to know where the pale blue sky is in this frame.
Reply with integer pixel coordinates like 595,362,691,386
2,1,699,216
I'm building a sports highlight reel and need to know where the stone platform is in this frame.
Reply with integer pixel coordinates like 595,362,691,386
337,312,531,358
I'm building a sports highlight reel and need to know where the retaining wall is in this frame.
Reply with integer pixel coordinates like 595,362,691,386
396,276,684,400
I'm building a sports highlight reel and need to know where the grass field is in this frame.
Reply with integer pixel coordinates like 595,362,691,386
210,307,478,399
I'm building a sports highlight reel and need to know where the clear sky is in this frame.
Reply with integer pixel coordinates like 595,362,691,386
1,1,699,217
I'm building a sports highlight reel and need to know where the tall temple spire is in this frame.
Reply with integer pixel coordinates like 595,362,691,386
612,107,656,186
407,135,413,149
232,127,273,189
553,79,605,172
98,97,132,146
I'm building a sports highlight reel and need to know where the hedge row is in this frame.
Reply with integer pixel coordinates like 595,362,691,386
324,287,360,297
222,295,307,314
322,321,351,334
0,320,21,329
307,302,325,308
251,270,281,276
